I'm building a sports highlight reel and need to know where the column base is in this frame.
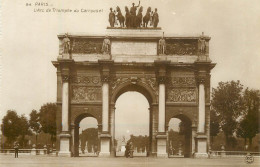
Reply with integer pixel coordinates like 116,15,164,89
194,153,209,158
58,151,71,157
156,134,167,158
195,134,208,158
59,132,71,157
99,152,111,157
99,133,111,157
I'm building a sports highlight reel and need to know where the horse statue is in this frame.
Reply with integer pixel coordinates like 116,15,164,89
125,6,130,28
143,7,151,28
116,6,125,27
136,6,143,28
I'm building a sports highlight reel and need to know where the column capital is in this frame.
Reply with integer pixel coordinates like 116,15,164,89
196,76,206,84
101,75,110,83
70,124,75,130
157,76,167,84
62,74,70,82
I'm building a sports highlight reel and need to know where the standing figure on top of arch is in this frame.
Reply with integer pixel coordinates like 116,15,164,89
63,33,71,54
102,36,110,54
159,34,166,55
116,6,125,27
136,6,143,28
125,6,131,28
109,8,115,27
150,11,154,26
198,33,206,54
153,8,159,28
143,7,151,28
130,1,140,28
114,10,118,26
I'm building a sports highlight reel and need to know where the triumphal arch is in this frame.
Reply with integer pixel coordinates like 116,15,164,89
52,7,215,158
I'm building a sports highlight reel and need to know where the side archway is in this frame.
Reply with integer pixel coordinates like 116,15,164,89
167,114,192,158
73,113,100,157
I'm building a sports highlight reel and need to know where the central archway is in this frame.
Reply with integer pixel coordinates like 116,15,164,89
111,82,157,157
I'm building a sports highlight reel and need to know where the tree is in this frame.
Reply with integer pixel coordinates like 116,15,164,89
39,103,57,147
237,88,259,148
211,80,244,146
1,110,21,145
210,110,220,144
18,115,32,148
29,110,41,146
128,134,149,152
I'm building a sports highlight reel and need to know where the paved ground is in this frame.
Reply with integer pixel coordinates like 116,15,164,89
0,155,259,167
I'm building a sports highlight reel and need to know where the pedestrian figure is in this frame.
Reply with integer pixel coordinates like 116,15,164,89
14,142,19,158
125,142,130,158
129,142,134,158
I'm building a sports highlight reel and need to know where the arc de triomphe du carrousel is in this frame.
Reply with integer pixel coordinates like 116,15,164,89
52,3,215,158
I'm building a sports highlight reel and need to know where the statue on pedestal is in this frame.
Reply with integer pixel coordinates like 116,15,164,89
136,6,143,28
109,8,115,27
62,33,71,54
130,1,140,28
158,34,166,55
153,8,159,28
198,33,206,54
108,2,161,29
102,36,111,54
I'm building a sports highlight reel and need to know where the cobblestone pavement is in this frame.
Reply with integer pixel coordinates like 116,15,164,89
0,155,259,167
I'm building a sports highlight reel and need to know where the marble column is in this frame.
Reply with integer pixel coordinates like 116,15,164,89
58,74,71,157
156,77,167,157
158,83,165,133
102,81,109,132
100,76,111,157
198,82,205,133
62,80,69,132
194,77,208,158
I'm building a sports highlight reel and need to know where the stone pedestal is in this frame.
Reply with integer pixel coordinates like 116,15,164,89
99,134,111,157
62,53,71,59
194,135,208,158
156,134,167,157
58,133,71,157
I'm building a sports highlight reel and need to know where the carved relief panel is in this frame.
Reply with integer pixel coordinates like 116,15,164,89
72,38,103,54
71,86,101,103
167,76,197,102
70,75,102,103
166,40,197,55
167,88,196,102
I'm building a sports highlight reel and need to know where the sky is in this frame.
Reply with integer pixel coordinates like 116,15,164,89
1,0,260,134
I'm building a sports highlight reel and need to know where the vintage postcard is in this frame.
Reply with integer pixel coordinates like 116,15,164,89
0,0,259,166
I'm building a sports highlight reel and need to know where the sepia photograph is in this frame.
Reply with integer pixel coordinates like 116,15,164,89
0,0,259,166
